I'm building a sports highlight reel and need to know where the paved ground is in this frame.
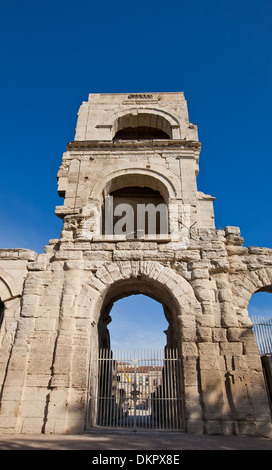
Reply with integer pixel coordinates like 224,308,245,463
0,430,271,451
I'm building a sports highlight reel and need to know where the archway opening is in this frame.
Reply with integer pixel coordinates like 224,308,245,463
248,289,272,412
112,112,173,140
114,126,170,140
248,290,272,322
247,288,272,356
88,278,184,430
105,294,169,351
98,277,180,352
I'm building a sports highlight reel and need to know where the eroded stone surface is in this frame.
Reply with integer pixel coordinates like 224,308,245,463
0,92,271,437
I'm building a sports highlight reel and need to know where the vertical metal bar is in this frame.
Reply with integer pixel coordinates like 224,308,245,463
98,348,102,426
112,349,115,428
98,348,101,426
105,349,109,427
151,349,155,430
121,348,124,429
164,348,167,431
169,348,173,430
120,348,122,428
158,348,162,430
174,348,178,429
264,317,268,354
127,349,130,429
106,348,110,427
144,349,146,429
177,349,182,429
144,349,147,429
166,348,171,430
147,348,150,430
107,349,111,427
103,349,107,427
155,349,159,429
172,348,175,429
126,348,129,429
140,348,143,430
156,349,159,430
261,316,267,355
173,348,179,429
149,349,151,430
128,349,131,428
160,348,163,430
268,318,272,353
170,348,174,430
133,353,136,430
260,316,265,355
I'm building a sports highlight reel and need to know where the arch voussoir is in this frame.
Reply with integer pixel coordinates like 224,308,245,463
255,267,272,290
230,265,272,310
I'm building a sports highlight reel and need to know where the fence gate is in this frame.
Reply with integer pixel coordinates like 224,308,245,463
87,349,184,431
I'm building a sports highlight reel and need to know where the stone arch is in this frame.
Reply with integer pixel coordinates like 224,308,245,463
230,266,272,311
86,260,201,353
0,268,20,300
113,113,172,139
88,168,179,238
101,107,181,140
91,167,178,205
0,268,20,333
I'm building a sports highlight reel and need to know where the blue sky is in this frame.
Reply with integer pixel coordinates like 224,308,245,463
0,0,271,347
108,295,168,351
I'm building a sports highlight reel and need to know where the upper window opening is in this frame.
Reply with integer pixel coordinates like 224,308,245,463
114,126,170,140
112,112,173,140
102,186,169,238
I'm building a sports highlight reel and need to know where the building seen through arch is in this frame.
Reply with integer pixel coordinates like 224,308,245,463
0,92,271,436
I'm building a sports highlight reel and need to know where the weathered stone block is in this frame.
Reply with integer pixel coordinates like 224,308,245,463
212,327,227,342
219,342,243,356
196,326,212,343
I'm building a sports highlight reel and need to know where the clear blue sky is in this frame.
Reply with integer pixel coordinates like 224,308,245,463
0,0,271,347
108,295,168,351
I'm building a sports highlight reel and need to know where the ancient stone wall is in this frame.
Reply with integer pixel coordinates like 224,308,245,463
0,92,271,436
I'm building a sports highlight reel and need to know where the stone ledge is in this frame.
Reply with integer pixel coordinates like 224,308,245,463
0,249,37,261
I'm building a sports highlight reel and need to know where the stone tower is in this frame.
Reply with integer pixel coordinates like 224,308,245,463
0,92,271,436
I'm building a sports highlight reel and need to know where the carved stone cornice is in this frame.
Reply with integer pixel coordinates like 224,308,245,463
66,139,202,152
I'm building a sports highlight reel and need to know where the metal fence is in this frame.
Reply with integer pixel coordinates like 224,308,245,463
251,315,272,412
87,348,184,431
251,315,272,356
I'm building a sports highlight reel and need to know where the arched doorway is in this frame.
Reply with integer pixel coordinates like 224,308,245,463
97,276,181,352
86,268,195,431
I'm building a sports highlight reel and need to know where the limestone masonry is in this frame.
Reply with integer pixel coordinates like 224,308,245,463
0,92,271,436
